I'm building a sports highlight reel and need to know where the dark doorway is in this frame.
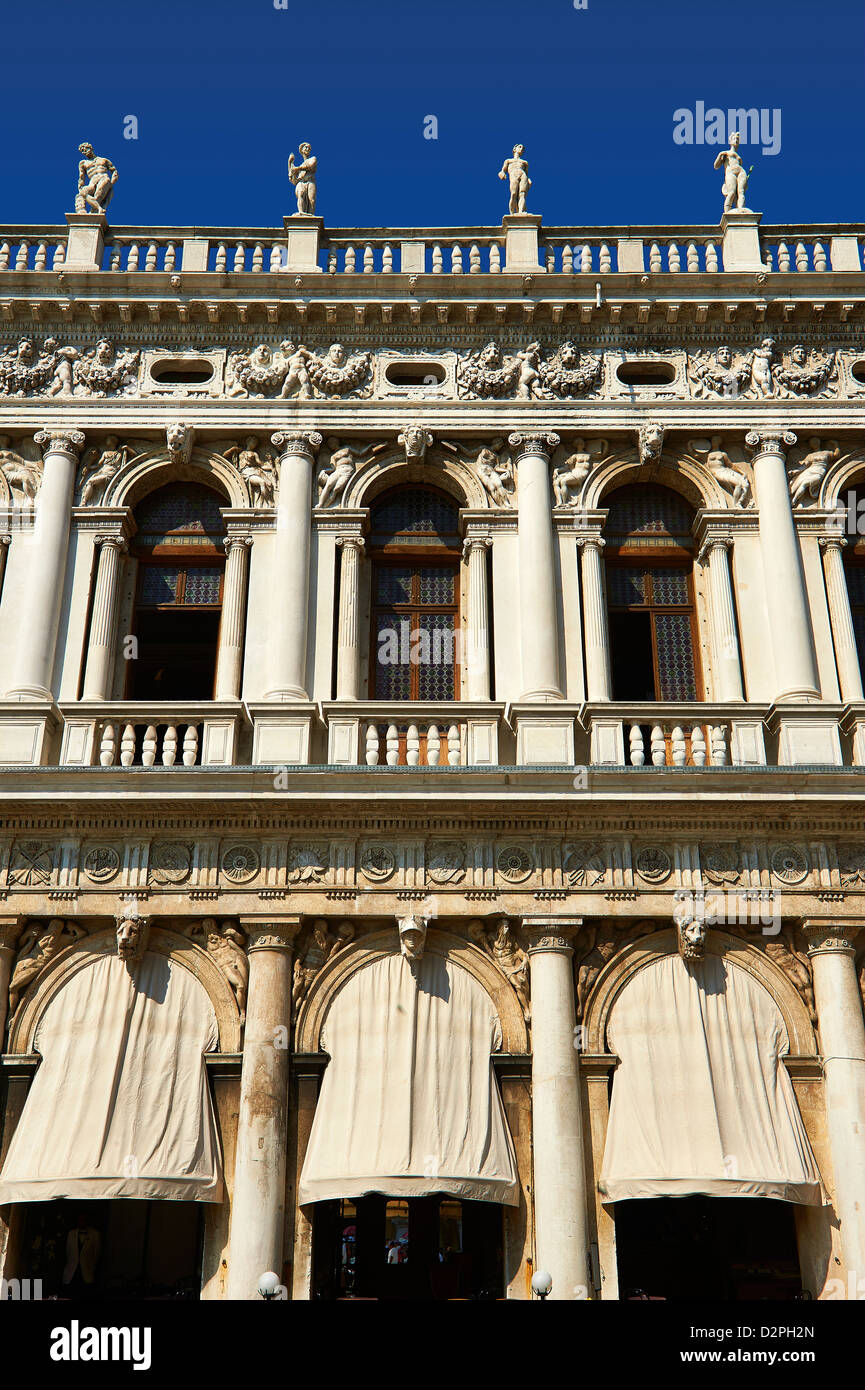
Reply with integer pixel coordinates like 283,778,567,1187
312,1194,504,1300
610,611,656,700
615,1196,803,1300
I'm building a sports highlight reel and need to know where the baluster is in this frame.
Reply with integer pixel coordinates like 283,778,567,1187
546,246,556,273
777,242,790,272
233,242,246,273
127,242,140,270
705,242,719,272
34,241,48,271
562,244,574,273
763,249,774,272
580,244,592,273
427,725,441,766
269,246,282,271
386,724,400,766
109,245,122,271
489,244,501,273
363,243,374,273
99,723,117,767
164,242,176,272
667,243,681,273
629,725,645,767
599,243,612,273
686,241,700,272
365,724,380,766
432,244,443,273
0,243,10,270
649,242,662,272
470,243,481,273
142,725,158,767
690,726,707,767
215,242,227,272
53,240,65,268
182,725,199,766
650,725,666,766
327,249,338,273
406,724,420,766
145,241,158,271
344,245,356,272
795,241,809,272
120,723,136,767
447,725,461,766
162,725,178,767
383,243,393,272
669,726,686,766
710,725,728,766
451,244,463,274
813,241,827,271
15,241,29,270
250,242,262,272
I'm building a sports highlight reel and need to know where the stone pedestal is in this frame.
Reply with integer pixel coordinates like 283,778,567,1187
214,536,252,701
82,535,128,701
265,433,321,701
503,214,545,274
282,216,324,274
524,917,589,1301
226,919,299,1301
64,212,108,271
509,433,563,701
720,210,764,272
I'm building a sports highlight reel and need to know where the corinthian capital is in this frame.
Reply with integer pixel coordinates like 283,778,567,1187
34,428,86,459
803,919,863,956
271,431,323,461
508,432,560,458
745,429,797,462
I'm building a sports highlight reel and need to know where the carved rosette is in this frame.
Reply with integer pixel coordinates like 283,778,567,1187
34,428,85,459
745,429,797,462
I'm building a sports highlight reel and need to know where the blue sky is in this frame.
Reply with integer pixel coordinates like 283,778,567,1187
4,0,862,231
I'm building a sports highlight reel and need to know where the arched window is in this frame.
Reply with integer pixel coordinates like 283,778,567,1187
603,483,701,701
126,483,226,700
369,487,461,701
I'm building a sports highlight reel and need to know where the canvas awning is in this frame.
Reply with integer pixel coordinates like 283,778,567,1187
299,950,518,1205
0,950,222,1203
599,952,823,1205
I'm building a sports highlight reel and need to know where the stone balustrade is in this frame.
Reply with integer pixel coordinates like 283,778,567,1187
57,702,247,768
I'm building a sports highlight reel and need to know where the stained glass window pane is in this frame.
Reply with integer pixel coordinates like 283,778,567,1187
139,566,181,605
417,614,456,700
376,567,413,604
371,490,459,539
605,484,694,539
375,615,411,699
655,613,698,700
184,567,223,605
651,567,691,605
135,484,226,538
418,568,455,605
607,567,648,606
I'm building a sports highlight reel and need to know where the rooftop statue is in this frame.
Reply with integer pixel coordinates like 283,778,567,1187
713,132,751,214
288,142,317,216
75,142,118,214
498,144,531,214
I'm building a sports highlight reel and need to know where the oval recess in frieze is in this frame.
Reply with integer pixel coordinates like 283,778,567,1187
616,361,677,387
384,360,447,387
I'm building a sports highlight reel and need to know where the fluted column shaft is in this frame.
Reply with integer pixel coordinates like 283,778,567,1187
335,536,364,701
7,429,84,699
509,432,563,701
820,537,864,702
82,535,128,701
463,536,492,701
214,536,252,701
525,918,589,1300
701,537,744,701
265,432,321,700
227,919,299,1300
747,429,820,702
805,921,865,1282
578,536,611,701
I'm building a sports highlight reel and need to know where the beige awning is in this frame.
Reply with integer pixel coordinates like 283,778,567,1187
599,953,823,1205
299,950,518,1205
0,951,222,1203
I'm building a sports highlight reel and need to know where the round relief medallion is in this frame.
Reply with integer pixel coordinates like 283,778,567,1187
496,845,533,883
149,841,192,885
771,846,808,884
427,842,466,885
701,844,740,885
82,845,121,883
221,844,261,883
360,845,396,881
635,847,672,883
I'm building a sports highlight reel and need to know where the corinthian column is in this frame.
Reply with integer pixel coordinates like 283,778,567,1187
577,536,611,701
214,536,252,701
265,432,321,701
804,920,865,1283
524,917,589,1300
508,433,563,701
699,536,744,701
335,536,364,701
6,429,84,699
227,918,299,1301
82,535,128,701
462,536,492,701
820,537,864,702
746,429,820,702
